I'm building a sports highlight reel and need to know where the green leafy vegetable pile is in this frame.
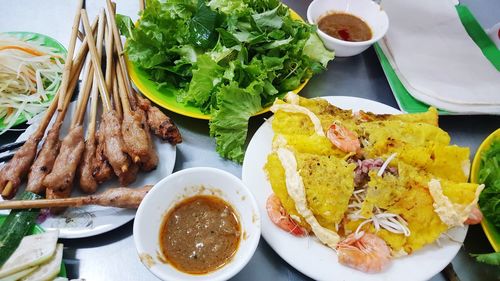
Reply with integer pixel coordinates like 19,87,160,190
479,138,500,229
474,138,500,265
117,0,334,162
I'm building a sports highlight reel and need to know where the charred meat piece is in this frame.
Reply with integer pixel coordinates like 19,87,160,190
121,109,151,164
132,107,157,171
120,161,139,186
0,134,42,198
43,125,85,195
101,110,134,185
92,127,114,183
77,138,98,194
26,121,63,194
84,185,152,208
137,95,182,145
45,187,72,214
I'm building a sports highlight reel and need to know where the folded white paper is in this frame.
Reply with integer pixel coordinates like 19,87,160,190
382,0,500,113
379,39,500,114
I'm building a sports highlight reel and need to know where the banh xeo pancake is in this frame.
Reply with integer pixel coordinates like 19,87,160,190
264,93,483,272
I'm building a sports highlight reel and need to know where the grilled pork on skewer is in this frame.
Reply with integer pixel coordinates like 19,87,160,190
27,48,92,195
0,133,43,198
77,62,100,193
77,8,134,186
136,95,182,145
92,128,114,183
44,10,105,212
116,54,158,171
43,125,85,196
76,9,108,194
25,122,62,194
0,185,152,210
0,16,98,199
101,110,136,185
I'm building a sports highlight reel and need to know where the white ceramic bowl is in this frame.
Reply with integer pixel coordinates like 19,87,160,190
133,167,261,281
307,0,389,57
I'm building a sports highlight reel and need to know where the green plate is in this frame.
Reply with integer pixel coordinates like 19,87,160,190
126,9,309,120
375,4,500,114
471,129,500,252
0,31,66,130
0,215,67,278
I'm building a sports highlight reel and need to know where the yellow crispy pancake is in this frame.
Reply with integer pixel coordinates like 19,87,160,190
358,107,438,126
265,150,355,230
350,162,478,253
265,94,480,255
358,120,451,157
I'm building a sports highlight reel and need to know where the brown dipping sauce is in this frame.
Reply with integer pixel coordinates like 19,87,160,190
318,12,372,42
159,195,241,275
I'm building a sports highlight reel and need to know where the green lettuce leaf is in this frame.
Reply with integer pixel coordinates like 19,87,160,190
188,0,220,49
207,0,248,14
252,6,283,29
120,0,335,162
478,139,500,229
209,83,262,163
183,54,223,109
471,252,500,265
116,14,135,39
303,32,335,68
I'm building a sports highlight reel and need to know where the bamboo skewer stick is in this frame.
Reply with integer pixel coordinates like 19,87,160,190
81,9,112,112
87,70,99,140
112,68,122,119
72,56,92,128
105,16,114,94
116,62,132,116
139,0,145,11
48,15,96,129
77,30,85,42
106,0,134,104
74,10,106,127
35,16,96,138
53,43,89,126
0,185,153,209
58,0,84,111
71,57,94,128
71,17,98,83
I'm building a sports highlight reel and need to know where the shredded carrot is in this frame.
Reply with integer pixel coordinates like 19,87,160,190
0,45,46,56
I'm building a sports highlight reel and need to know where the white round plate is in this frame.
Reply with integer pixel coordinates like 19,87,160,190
0,102,176,238
242,96,466,281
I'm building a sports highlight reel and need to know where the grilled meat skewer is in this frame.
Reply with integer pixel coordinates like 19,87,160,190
0,16,98,199
136,95,182,145
76,9,107,194
0,185,152,210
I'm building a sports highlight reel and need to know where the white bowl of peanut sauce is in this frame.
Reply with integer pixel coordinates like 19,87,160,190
134,167,261,281
307,0,389,57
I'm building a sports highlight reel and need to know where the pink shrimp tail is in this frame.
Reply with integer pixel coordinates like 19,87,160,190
266,194,308,237
327,123,361,154
464,206,483,225
336,232,391,273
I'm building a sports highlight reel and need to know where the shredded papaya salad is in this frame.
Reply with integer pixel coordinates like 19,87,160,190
0,34,64,134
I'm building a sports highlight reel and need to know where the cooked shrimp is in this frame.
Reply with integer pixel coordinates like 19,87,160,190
336,232,391,273
326,123,361,153
464,206,483,225
266,194,308,237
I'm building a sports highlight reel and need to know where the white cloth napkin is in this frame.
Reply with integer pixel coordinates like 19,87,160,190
381,0,500,114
